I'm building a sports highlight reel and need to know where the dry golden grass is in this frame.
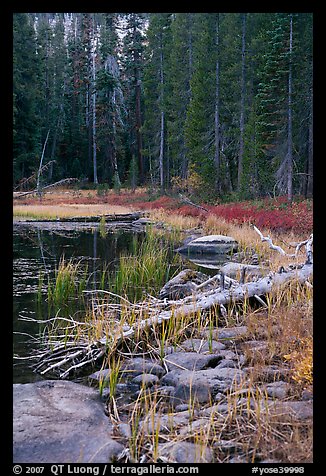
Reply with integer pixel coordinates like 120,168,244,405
149,209,310,272
13,203,133,219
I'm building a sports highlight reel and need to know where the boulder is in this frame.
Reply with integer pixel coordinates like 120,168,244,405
178,234,238,255
263,400,313,421
201,326,248,341
140,409,197,434
163,351,223,372
120,357,165,378
263,381,291,399
13,380,124,463
88,368,111,385
131,373,159,387
158,441,214,463
165,366,245,405
179,338,226,353
159,269,208,299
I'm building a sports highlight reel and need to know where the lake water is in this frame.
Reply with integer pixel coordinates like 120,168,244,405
13,221,230,383
13,221,146,383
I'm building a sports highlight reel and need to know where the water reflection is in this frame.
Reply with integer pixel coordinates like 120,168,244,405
13,222,145,383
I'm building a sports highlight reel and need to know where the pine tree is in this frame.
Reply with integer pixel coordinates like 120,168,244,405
121,13,147,184
167,13,194,179
13,13,41,184
142,13,172,191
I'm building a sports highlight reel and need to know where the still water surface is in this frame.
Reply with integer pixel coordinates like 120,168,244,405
13,222,145,383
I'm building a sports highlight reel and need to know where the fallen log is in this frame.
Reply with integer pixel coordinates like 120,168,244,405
120,263,313,337
27,262,312,378
23,225,313,378
14,178,79,199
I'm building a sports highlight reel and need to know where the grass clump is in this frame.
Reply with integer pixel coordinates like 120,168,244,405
47,256,87,311
110,227,182,302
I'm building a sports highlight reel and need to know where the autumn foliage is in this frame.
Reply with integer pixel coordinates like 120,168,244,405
109,193,313,235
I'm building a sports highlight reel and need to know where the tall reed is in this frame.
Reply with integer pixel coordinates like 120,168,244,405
47,256,87,312
109,227,181,302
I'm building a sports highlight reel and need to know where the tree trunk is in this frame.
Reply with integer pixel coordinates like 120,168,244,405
214,14,221,194
135,74,143,184
306,89,313,198
287,14,293,202
36,130,50,194
159,38,165,193
92,16,98,185
238,13,246,190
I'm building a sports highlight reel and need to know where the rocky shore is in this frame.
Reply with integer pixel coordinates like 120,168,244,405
13,325,313,464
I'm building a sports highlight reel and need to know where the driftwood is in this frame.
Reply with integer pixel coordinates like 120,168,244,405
14,178,79,199
22,226,313,378
252,224,313,263
178,194,209,212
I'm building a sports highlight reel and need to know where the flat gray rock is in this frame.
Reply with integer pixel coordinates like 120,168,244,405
178,234,238,255
167,366,245,405
132,373,159,387
120,357,165,378
180,338,226,353
263,381,291,399
264,400,313,421
158,441,213,463
13,380,124,463
163,351,222,372
201,326,248,341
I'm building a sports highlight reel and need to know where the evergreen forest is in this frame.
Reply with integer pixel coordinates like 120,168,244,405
13,12,313,202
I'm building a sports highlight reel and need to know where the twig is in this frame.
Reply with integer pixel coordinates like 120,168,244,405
252,225,313,263
178,193,209,212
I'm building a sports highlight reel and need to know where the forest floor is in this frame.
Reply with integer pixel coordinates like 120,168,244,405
13,187,313,463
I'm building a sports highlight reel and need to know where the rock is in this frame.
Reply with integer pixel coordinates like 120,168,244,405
178,418,212,436
228,455,248,463
159,269,208,299
116,422,132,439
132,373,159,387
88,368,111,385
201,326,248,341
302,388,313,400
158,441,214,463
141,410,197,434
175,403,190,412
216,359,237,369
180,338,226,353
156,386,176,397
263,381,291,399
167,367,245,405
219,262,268,279
178,234,238,255
163,351,222,372
13,380,124,463
120,357,165,378
263,400,313,421
244,365,290,383
185,254,230,270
